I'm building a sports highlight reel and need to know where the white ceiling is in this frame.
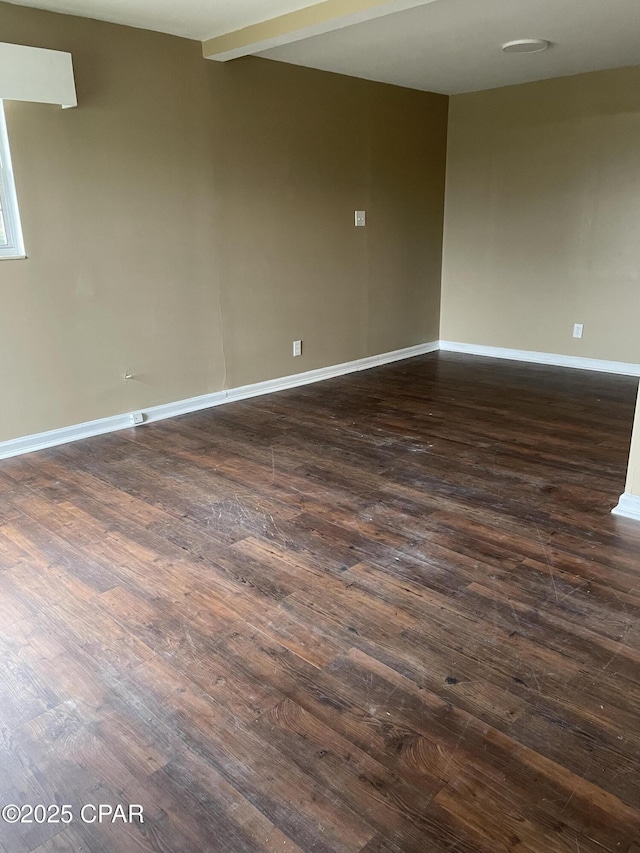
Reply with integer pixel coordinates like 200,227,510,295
5,0,640,94
5,0,322,41
260,0,640,94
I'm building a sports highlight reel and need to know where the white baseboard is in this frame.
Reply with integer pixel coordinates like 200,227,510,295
2,337,637,462
439,340,640,377
612,493,640,522
0,341,439,461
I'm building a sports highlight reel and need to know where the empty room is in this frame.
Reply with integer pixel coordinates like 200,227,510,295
1,0,640,851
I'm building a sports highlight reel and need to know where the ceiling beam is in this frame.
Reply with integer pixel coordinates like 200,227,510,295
202,0,441,62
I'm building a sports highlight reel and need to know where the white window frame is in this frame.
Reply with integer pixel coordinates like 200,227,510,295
0,100,25,260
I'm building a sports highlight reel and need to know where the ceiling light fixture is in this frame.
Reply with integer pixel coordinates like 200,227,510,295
502,39,551,54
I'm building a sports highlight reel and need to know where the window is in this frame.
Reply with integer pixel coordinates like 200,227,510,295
0,100,25,259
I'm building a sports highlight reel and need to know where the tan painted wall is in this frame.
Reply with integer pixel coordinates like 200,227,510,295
0,2,447,443
213,58,447,386
441,67,640,364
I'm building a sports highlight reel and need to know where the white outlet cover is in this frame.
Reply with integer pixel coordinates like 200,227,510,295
355,210,366,227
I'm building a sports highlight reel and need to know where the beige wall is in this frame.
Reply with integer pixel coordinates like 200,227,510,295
440,67,640,364
211,58,447,388
0,1,447,443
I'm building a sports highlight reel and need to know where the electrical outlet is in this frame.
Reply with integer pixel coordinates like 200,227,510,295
130,412,144,426
354,210,366,227
293,340,302,357
573,323,584,339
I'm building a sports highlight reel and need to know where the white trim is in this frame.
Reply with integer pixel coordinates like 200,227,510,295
0,101,25,260
0,341,439,460
439,341,640,377
612,493,640,522
5,337,637,462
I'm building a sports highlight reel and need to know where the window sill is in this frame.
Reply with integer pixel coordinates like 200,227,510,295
0,254,27,260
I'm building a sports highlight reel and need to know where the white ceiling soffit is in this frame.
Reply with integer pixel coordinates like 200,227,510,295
256,0,640,94
0,41,76,107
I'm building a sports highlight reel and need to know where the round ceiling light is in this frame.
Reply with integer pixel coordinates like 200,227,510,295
502,39,551,54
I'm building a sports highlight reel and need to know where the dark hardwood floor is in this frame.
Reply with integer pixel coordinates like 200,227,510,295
1,352,640,853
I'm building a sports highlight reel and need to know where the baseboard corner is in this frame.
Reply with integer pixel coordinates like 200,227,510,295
612,493,640,522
